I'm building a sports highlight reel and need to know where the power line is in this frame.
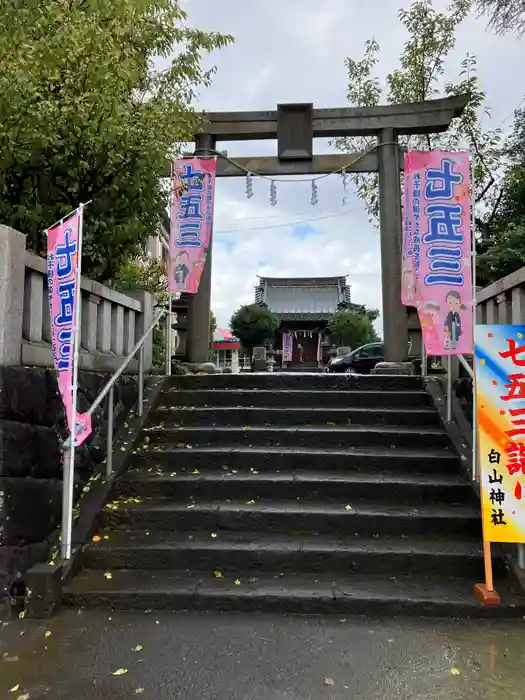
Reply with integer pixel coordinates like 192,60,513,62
215,208,354,235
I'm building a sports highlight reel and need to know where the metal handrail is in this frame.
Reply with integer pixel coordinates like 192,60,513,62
87,306,167,418
60,302,173,559
458,353,474,379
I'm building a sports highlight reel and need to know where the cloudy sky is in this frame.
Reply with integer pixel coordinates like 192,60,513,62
181,0,525,332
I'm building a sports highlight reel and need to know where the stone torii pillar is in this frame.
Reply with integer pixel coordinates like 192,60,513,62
378,127,405,362
183,96,468,364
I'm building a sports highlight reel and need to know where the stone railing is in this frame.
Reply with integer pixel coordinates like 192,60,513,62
476,266,525,326
0,225,154,371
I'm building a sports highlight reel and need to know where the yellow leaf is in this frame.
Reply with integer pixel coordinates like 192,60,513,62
133,645,144,652
191,469,200,475
234,578,241,585
112,668,128,676
104,572,113,580
9,685,20,693
18,612,25,619
345,505,352,511
92,535,102,543
44,630,52,638
450,668,461,676
135,690,145,695
214,570,223,578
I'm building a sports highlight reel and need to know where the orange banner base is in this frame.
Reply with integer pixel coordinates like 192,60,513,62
474,583,501,606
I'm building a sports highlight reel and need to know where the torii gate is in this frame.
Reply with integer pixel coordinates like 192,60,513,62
181,95,468,365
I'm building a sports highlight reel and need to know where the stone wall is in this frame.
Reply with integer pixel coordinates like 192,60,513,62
0,224,154,372
0,366,139,616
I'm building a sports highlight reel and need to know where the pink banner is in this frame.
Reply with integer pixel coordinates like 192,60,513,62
405,151,473,356
282,332,293,362
47,210,92,446
402,164,418,306
168,158,217,294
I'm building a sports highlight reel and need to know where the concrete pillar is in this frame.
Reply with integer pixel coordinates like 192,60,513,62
378,128,408,362
129,291,154,371
0,226,26,365
231,349,239,374
512,286,525,324
186,134,216,364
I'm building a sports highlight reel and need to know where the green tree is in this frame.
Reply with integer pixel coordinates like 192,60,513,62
334,0,501,222
0,0,232,282
230,304,280,353
476,107,525,284
328,309,380,349
476,0,525,34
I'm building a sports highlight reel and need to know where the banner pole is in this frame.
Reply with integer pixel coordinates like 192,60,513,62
471,155,478,482
62,203,84,560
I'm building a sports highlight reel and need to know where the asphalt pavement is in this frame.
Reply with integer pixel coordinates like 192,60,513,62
1,610,525,699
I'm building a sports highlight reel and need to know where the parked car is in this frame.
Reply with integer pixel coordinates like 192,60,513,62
327,342,384,374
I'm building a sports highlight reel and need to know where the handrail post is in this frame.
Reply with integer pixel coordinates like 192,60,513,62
106,385,114,477
446,355,452,422
138,345,145,417
61,449,74,560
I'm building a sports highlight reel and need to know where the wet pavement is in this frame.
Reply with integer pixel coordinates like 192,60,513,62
1,611,525,699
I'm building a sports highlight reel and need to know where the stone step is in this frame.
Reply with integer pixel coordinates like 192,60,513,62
100,499,481,539
118,470,473,505
64,569,525,618
158,389,433,409
129,446,461,475
149,406,440,428
139,425,451,451
82,531,492,578
166,374,422,391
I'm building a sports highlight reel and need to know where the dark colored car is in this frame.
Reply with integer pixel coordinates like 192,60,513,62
327,342,384,374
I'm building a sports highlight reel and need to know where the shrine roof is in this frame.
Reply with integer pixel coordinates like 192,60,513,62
255,276,350,320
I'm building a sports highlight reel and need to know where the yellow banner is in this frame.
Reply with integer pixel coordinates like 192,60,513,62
476,325,525,543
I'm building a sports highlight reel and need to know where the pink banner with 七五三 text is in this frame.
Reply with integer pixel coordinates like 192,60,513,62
47,210,92,447
404,151,473,356
168,158,217,295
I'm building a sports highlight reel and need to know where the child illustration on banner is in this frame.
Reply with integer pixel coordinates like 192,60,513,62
172,250,191,289
419,301,440,353
402,261,417,306
444,290,467,350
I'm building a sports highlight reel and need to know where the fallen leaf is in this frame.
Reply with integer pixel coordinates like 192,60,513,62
16,694,30,700
234,578,241,585
145,530,150,536
18,612,25,620
9,686,20,693
104,572,113,580
326,422,336,426
44,630,52,638
92,535,102,543
450,668,461,676
345,505,352,511
133,645,144,652
324,677,335,687
214,570,223,578
211,533,217,538
191,469,200,475
135,690,145,695
112,668,128,676
245,500,256,505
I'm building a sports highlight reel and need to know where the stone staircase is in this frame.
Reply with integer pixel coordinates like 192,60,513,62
65,373,525,617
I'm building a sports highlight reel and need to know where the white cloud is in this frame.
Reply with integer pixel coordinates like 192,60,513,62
180,0,525,332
